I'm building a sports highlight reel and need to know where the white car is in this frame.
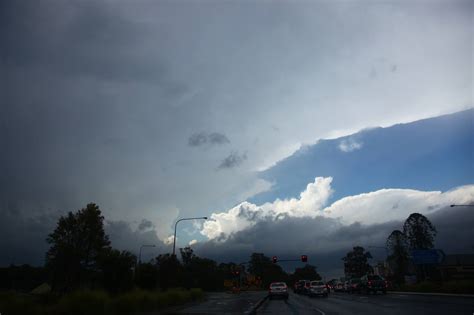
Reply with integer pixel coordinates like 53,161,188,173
309,280,329,297
269,282,289,300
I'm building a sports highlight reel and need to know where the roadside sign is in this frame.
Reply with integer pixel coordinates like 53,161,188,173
411,249,445,265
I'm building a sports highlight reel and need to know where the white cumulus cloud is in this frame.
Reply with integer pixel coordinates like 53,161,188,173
338,138,363,152
323,185,474,225
201,176,474,241
201,177,334,240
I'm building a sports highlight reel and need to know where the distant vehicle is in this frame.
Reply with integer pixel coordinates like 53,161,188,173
334,281,344,292
309,280,329,297
269,282,289,300
343,280,351,292
295,280,311,294
347,278,362,294
325,282,332,293
360,275,388,294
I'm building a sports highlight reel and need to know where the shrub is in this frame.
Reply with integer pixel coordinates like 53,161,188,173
53,290,109,315
0,292,41,315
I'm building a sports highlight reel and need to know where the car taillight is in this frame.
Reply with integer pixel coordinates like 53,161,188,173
368,281,372,286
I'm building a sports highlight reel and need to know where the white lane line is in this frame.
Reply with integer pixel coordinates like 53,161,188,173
314,307,326,315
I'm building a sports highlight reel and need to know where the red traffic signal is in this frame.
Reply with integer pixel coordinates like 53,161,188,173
301,255,308,263
272,256,278,263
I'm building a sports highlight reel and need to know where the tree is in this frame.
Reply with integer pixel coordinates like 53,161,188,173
292,264,321,281
180,247,196,266
403,213,437,250
403,213,438,281
46,203,111,291
136,262,158,290
342,246,373,278
155,253,183,289
98,249,136,293
248,253,271,278
248,253,288,287
386,230,409,284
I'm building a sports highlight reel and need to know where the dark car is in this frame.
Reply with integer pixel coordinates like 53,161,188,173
347,278,362,293
360,275,388,294
309,280,329,297
269,282,289,300
295,280,310,294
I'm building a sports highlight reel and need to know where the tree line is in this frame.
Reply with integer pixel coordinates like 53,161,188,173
1,203,322,294
341,212,437,284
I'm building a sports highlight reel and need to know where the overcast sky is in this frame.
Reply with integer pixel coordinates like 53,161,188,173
1,0,473,270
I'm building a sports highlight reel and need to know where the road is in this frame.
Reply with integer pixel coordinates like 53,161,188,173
257,292,474,315
169,291,474,314
172,291,268,314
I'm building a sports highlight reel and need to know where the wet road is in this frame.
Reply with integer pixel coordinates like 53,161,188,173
257,292,474,315
173,291,267,314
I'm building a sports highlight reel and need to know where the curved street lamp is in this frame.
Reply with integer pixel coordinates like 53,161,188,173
173,216,208,256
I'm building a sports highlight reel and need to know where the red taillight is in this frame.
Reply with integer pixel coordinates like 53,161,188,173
368,281,372,286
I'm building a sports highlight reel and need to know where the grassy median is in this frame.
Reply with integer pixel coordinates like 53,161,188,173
0,288,204,315
393,280,474,294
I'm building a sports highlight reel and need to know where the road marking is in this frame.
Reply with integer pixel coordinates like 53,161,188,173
314,307,326,315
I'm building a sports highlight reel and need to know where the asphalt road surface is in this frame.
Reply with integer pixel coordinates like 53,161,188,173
257,292,474,315
172,291,268,314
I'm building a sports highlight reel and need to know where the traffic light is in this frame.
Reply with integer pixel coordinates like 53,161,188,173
272,256,278,263
301,255,308,263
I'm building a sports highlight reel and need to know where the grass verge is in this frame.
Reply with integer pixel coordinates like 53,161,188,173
0,288,204,315
393,280,474,294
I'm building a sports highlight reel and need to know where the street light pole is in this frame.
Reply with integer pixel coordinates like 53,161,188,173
173,216,207,256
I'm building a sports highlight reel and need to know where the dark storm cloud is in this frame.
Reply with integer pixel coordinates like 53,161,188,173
0,1,166,82
0,205,60,266
193,206,474,276
218,151,247,169
188,132,230,147
0,207,170,266
106,220,169,261
138,219,154,231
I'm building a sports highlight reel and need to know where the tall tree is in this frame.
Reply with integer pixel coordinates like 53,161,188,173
292,264,321,281
248,253,287,287
342,246,373,278
386,230,409,284
180,246,196,266
155,253,182,289
46,203,111,291
98,249,136,293
403,213,437,250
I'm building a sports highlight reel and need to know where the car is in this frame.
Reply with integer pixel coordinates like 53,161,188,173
294,279,311,294
309,280,329,297
269,282,289,300
360,275,388,294
343,280,351,292
334,281,344,292
347,278,362,294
